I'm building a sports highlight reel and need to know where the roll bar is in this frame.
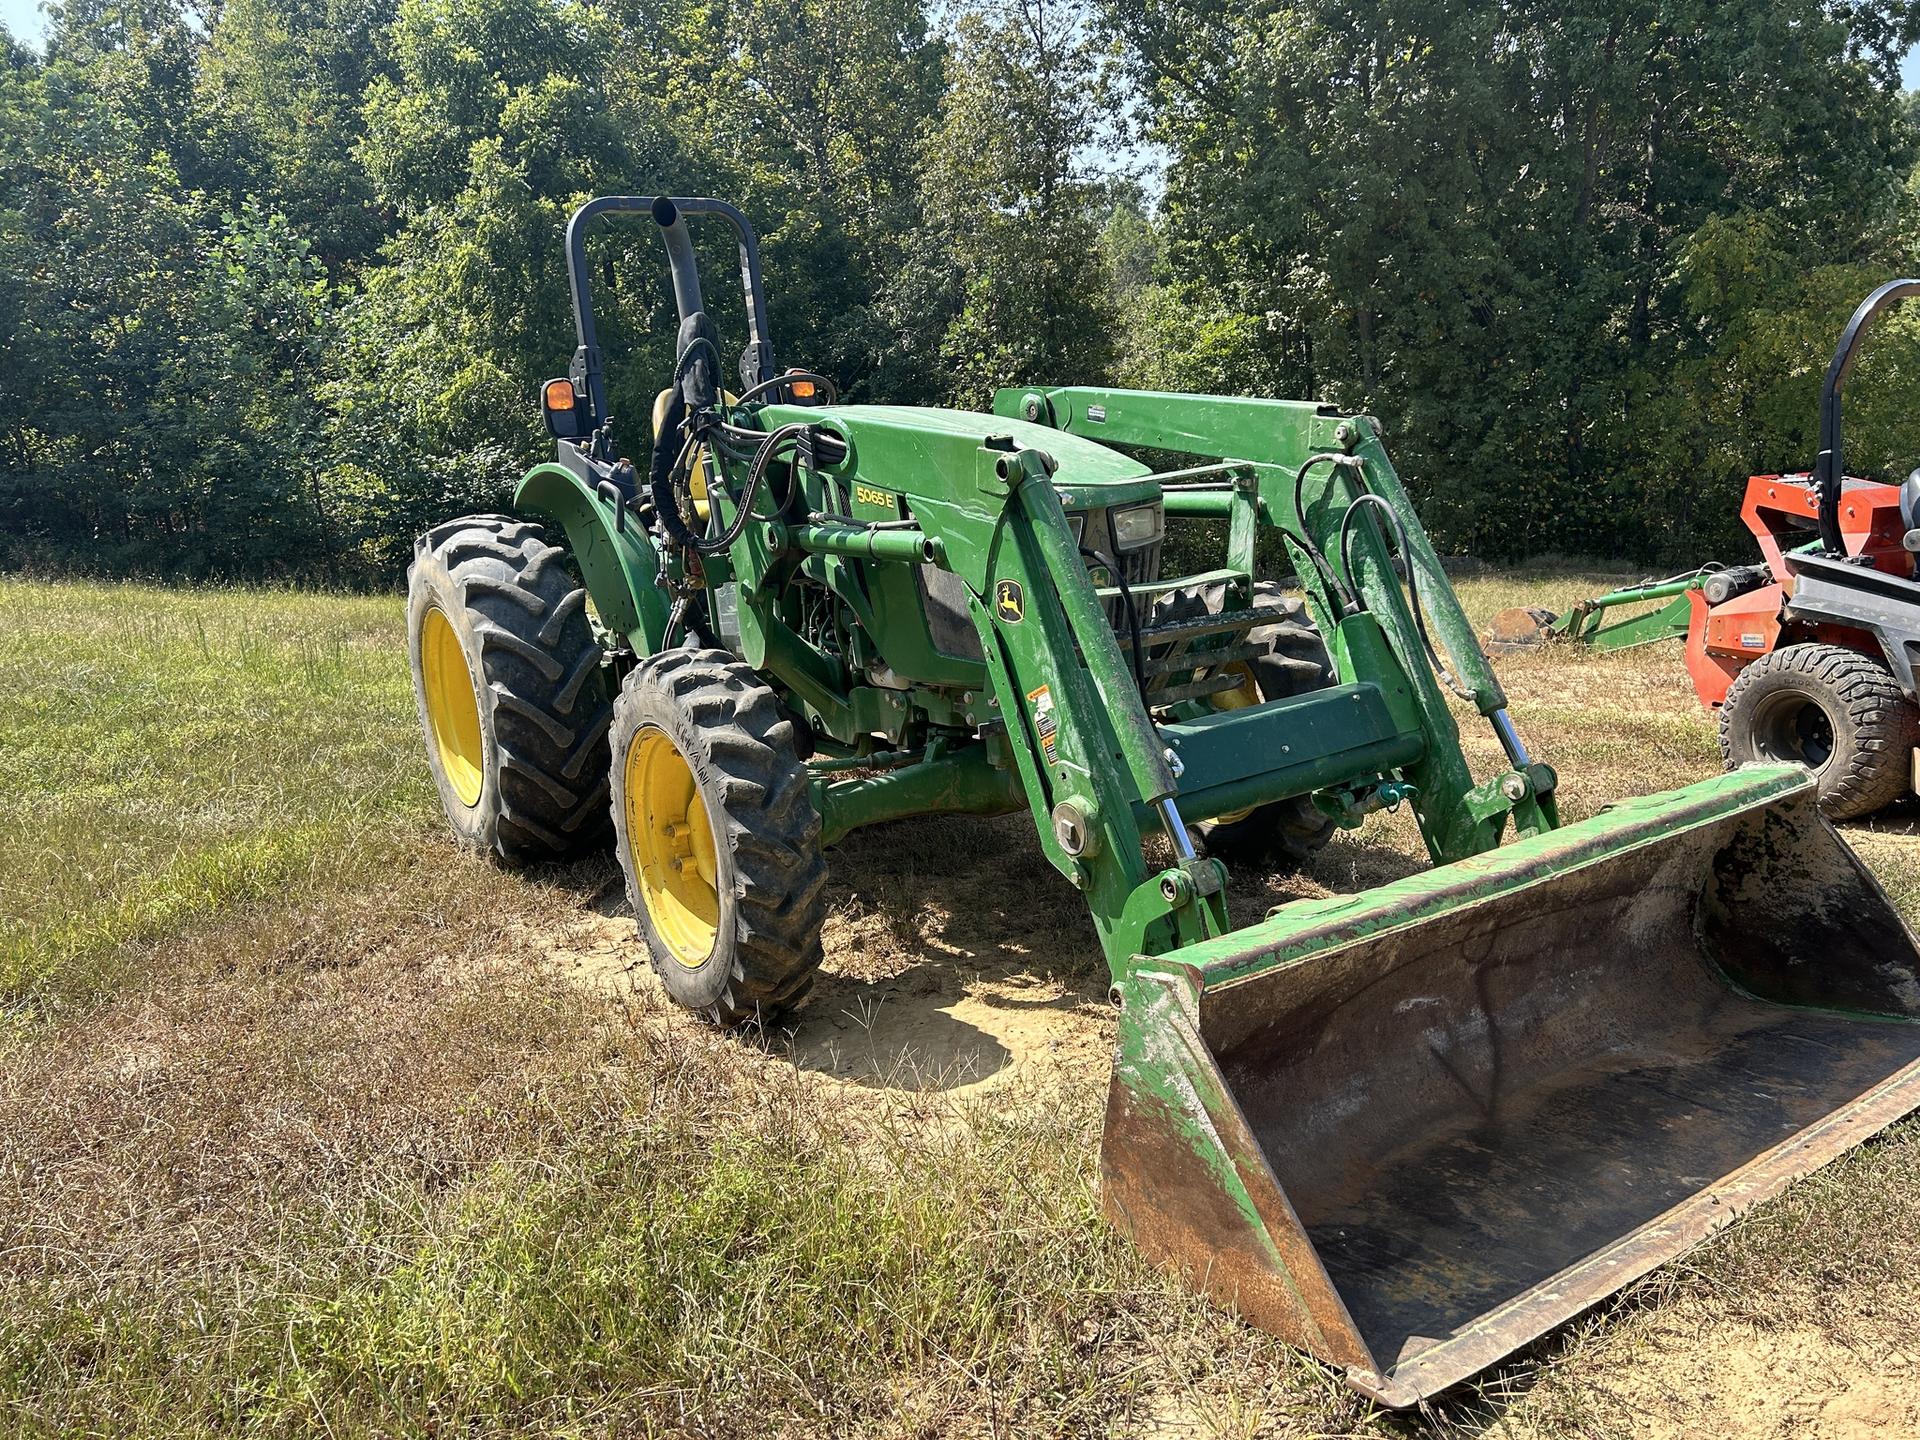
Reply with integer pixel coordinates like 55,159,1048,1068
563,195,777,432
1815,278,1920,556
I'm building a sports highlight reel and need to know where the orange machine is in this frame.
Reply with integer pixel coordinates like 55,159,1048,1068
1684,281,1920,819
1684,471,1908,705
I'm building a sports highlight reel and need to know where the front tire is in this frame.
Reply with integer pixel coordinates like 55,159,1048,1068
610,649,827,1026
1719,643,1918,820
407,515,614,861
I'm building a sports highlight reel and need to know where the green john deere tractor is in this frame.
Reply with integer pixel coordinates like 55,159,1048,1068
407,196,1920,1406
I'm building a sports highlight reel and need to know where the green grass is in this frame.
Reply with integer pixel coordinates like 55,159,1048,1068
5,572,1920,1437
0,580,430,1003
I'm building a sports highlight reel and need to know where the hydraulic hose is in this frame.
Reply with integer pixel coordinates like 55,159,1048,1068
1292,453,1363,612
657,420,811,556
1338,490,1471,701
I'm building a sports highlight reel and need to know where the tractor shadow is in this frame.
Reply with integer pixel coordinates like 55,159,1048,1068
536,809,1432,1097
789,812,1111,1093
777,810,1431,1095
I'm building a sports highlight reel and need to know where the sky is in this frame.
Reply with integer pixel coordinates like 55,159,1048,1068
0,1,1917,92
1,0,41,47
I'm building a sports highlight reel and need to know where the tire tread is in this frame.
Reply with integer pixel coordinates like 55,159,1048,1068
409,515,613,861
1719,642,1918,820
612,649,826,1027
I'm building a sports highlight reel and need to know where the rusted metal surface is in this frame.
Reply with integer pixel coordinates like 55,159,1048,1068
1103,769,1920,1406
1103,975,1372,1371
1485,605,1558,651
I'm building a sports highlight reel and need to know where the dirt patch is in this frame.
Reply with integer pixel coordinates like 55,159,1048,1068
1497,1312,1920,1439
538,812,1118,1104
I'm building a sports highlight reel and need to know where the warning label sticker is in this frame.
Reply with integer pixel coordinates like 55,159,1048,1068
1027,684,1060,765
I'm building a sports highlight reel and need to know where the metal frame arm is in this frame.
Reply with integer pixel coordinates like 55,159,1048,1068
562,195,778,428
1816,278,1920,555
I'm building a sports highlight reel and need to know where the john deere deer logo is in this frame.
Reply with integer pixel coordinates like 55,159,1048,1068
994,580,1024,623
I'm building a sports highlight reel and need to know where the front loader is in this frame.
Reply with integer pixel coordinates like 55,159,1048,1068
406,196,1920,1407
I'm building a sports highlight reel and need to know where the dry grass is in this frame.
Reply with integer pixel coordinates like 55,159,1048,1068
5,570,1920,1437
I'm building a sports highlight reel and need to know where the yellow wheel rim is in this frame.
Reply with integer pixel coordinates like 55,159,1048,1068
625,728,720,966
422,606,485,808
1211,662,1262,825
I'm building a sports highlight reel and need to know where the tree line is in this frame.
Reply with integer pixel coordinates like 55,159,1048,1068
4,0,1920,582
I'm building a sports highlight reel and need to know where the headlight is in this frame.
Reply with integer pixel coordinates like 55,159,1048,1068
1112,502,1164,549
1064,511,1088,545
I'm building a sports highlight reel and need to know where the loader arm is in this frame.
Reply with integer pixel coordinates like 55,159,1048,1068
995,386,1553,862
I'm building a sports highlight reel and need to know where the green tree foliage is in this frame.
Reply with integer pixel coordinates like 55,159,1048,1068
1110,0,1920,560
197,0,389,265
886,0,1120,405
4,0,1920,577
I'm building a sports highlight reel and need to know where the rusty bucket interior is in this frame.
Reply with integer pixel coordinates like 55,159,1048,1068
1105,770,1920,1406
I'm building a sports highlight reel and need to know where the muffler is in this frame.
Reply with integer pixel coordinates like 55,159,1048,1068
1104,764,1920,1405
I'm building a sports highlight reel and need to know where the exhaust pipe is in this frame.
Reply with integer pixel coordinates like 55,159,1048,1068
650,195,706,326
651,196,719,414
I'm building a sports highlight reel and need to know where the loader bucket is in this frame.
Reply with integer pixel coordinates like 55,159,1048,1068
1105,765,1920,1407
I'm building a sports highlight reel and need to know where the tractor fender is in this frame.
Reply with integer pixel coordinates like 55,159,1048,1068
1781,550,1920,702
514,462,674,653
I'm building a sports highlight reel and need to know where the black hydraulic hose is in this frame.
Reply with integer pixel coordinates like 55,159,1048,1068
648,331,724,514
732,369,840,407
1338,491,1470,700
741,421,811,531
708,431,763,464
717,419,784,450
650,388,699,541
653,323,787,552
1292,453,1362,612
1083,545,1146,700
672,332,722,390
667,421,812,556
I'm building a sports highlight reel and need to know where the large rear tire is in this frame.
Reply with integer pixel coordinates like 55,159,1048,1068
1719,642,1918,821
611,648,827,1026
407,515,614,861
1152,580,1338,864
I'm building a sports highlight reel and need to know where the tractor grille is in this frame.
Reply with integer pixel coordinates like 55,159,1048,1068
1101,539,1161,629
1122,539,1160,586
916,528,1161,658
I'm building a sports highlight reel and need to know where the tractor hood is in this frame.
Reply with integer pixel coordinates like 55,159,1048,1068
766,402,1163,508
